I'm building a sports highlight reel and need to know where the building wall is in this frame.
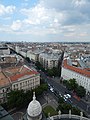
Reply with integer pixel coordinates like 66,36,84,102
0,74,40,103
61,67,90,93
27,52,38,62
15,46,19,53
0,85,11,103
19,51,27,57
0,48,10,55
12,75,40,91
39,55,58,69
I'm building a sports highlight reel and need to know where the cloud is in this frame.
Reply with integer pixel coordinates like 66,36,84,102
8,0,90,40
11,20,22,31
40,0,73,11
72,0,86,7
0,4,15,16
20,3,66,28
0,0,90,42
10,0,90,32
21,4,50,25
38,0,90,25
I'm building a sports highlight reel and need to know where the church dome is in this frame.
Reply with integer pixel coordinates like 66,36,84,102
27,92,42,118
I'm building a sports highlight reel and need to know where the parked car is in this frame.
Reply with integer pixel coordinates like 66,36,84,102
66,94,71,98
64,94,68,99
50,87,54,92
64,97,67,101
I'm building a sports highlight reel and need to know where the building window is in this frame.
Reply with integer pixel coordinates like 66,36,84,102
20,83,22,86
3,89,4,93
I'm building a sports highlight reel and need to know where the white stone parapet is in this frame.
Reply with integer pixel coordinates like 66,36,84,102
48,114,89,120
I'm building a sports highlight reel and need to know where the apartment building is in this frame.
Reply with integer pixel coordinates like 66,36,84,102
0,65,40,103
0,47,10,55
61,59,90,93
27,49,44,62
0,70,11,103
39,53,60,69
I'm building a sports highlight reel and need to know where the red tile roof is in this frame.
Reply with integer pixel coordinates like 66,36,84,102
63,59,90,78
0,72,10,87
10,71,39,82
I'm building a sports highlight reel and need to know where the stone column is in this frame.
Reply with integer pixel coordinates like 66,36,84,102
51,116,54,120
80,112,83,120
58,110,61,119
69,110,71,119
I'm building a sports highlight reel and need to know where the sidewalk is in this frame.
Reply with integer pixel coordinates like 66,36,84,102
42,92,58,110
82,97,90,104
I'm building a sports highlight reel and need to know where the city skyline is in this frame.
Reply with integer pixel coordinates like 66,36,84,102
0,0,90,42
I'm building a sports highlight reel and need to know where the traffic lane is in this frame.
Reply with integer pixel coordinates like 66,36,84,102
47,78,66,95
47,78,89,113
40,72,90,114
50,85,89,114
71,97,87,110
41,72,68,94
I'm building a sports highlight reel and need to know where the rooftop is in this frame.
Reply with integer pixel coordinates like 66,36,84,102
0,65,39,87
39,53,60,60
0,72,10,88
5,65,39,82
63,59,90,78
0,106,14,120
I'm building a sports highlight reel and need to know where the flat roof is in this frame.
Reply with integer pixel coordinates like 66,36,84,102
39,53,60,60
0,106,14,120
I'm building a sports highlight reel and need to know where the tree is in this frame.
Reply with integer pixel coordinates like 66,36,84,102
35,61,45,72
34,83,48,96
47,67,60,77
66,78,78,91
58,97,64,104
40,77,45,84
71,107,81,115
53,67,60,77
47,69,54,77
57,103,72,114
7,83,48,109
63,80,68,85
75,86,86,98
35,61,41,70
7,90,26,109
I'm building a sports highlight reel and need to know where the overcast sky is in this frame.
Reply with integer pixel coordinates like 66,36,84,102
0,0,90,42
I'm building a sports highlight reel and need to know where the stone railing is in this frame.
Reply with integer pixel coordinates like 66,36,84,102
47,114,89,120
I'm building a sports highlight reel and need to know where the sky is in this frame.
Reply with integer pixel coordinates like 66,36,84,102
0,0,90,42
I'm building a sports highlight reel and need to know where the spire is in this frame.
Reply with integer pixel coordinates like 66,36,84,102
33,92,36,100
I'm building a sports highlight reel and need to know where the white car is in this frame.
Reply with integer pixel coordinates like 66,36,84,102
64,97,67,101
50,87,54,92
66,94,71,98
64,94,68,99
